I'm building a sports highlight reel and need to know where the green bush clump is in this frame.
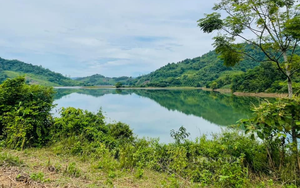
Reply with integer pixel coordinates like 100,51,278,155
0,77,54,149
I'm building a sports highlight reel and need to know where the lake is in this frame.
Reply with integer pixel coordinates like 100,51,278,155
53,89,264,143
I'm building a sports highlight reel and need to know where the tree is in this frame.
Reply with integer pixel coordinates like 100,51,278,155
115,82,123,88
198,0,300,98
210,81,218,90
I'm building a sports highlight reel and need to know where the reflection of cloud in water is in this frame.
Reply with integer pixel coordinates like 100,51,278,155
53,91,222,143
53,89,263,143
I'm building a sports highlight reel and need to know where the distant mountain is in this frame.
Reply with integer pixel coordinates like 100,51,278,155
129,44,264,87
75,74,134,86
0,58,77,86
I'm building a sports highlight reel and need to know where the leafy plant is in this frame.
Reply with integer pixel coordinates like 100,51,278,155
30,172,50,183
0,77,54,149
170,126,190,144
64,162,81,178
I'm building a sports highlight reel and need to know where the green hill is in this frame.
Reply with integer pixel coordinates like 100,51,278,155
0,58,77,86
129,44,300,93
75,74,134,86
129,45,263,87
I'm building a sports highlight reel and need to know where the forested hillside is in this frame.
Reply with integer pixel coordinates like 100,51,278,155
1,44,299,92
128,44,300,93
75,74,133,86
129,44,263,87
0,58,77,86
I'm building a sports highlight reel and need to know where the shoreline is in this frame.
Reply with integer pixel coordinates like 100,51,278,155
55,86,288,98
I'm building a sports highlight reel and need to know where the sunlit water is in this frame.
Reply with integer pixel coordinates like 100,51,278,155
53,89,263,143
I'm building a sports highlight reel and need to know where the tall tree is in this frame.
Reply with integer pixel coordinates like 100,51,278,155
198,0,300,98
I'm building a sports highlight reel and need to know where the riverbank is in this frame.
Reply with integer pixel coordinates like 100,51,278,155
201,87,288,98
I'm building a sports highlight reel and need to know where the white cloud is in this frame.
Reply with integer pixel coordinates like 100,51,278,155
0,0,218,77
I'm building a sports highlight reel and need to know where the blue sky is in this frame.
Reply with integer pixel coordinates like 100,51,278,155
0,0,217,77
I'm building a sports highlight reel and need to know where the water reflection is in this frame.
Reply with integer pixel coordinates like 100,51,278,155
53,89,265,143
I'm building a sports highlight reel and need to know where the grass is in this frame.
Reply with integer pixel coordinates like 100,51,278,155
0,148,192,188
4,71,60,86
0,147,294,188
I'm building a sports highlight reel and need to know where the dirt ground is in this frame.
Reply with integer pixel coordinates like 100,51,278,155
0,167,79,188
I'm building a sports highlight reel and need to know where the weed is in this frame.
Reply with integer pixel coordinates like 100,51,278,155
64,162,81,178
30,172,50,183
0,152,23,166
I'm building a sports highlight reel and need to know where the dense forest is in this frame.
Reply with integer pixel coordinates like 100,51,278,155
129,44,263,87
128,44,300,93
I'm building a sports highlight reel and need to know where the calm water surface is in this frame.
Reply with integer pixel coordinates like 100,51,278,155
53,89,263,143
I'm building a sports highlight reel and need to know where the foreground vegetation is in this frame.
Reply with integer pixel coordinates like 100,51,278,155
1,77,300,187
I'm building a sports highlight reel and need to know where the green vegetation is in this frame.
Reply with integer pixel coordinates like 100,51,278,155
115,81,123,88
0,57,77,86
1,48,299,94
198,0,300,98
0,77,300,187
0,77,55,149
129,45,261,87
127,44,300,93
75,74,133,86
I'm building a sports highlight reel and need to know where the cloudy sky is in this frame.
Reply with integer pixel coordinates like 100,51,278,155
0,0,217,77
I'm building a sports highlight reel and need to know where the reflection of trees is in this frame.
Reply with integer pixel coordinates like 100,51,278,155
54,89,132,100
133,90,262,126
54,89,269,126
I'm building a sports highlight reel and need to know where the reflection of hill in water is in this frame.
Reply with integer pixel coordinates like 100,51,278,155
54,89,266,126
54,88,129,100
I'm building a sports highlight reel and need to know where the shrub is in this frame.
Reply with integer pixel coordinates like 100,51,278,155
0,77,54,149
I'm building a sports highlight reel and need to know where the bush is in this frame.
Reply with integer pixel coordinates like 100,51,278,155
52,107,107,141
0,77,54,149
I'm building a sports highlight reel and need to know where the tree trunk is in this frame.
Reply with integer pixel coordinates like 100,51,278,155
283,52,293,98
288,78,293,98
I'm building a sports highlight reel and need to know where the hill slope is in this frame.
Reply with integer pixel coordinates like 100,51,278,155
129,45,264,87
0,58,77,86
75,74,133,86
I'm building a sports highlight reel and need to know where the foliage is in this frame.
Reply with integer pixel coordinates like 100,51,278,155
108,122,134,143
75,74,133,86
30,172,50,183
239,97,300,177
198,0,300,97
0,77,54,149
1,77,300,186
64,162,81,178
115,82,123,88
0,57,77,86
52,107,107,141
170,126,190,144
129,46,260,87
231,62,288,93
